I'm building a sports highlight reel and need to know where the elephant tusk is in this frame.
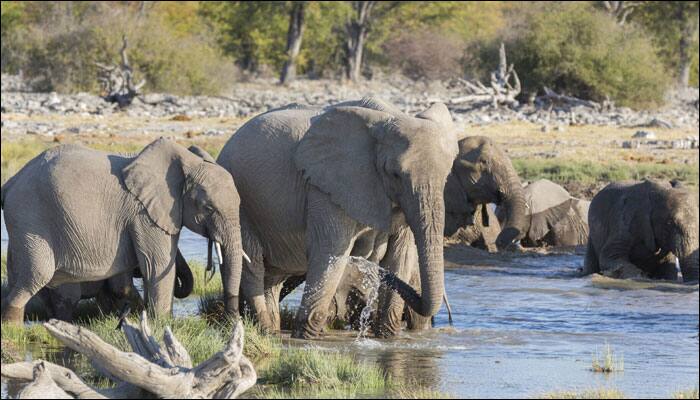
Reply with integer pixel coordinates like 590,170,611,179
674,256,683,283
443,293,453,325
242,250,252,264
215,242,224,266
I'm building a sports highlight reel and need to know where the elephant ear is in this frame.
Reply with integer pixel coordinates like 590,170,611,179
528,198,574,242
123,138,186,235
294,106,393,231
187,145,216,163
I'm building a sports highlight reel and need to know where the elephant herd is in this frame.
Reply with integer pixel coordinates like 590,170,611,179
2,97,698,339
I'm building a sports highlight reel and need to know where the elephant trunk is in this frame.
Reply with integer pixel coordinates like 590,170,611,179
676,236,699,283
382,187,445,318
219,225,244,316
173,250,194,299
495,168,528,250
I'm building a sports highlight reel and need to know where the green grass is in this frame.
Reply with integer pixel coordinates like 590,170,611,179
538,387,626,399
591,344,624,373
0,139,52,184
513,158,699,187
673,388,700,399
189,260,224,296
261,348,389,392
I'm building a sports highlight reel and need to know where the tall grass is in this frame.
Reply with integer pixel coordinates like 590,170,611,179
673,387,699,399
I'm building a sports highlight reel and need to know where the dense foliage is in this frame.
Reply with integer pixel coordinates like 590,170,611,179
1,1,697,106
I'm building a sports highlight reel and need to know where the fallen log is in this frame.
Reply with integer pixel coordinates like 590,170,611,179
536,87,601,111
1,312,256,399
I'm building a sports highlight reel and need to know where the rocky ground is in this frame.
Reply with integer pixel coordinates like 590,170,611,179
1,73,699,139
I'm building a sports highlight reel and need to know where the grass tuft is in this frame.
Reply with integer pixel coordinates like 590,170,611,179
673,387,700,399
538,387,625,399
591,344,624,373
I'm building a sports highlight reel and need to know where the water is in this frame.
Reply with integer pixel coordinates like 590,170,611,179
2,213,698,398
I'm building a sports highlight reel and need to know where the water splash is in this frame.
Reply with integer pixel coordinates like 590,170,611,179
346,256,383,343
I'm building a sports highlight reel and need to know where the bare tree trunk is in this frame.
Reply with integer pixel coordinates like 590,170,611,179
345,1,375,82
677,5,698,87
280,2,307,85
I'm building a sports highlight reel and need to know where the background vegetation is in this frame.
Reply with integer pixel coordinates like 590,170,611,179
1,1,698,107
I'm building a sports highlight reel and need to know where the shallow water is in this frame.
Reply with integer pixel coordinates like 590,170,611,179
2,213,699,398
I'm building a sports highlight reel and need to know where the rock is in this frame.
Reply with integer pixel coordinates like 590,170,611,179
633,130,656,139
622,140,640,149
541,125,550,133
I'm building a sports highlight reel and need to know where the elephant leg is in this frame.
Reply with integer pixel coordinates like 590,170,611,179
597,239,647,279
374,225,417,338
240,215,272,330
582,240,599,275
2,238,55,324
131,225,177,317
264,274,287,332
293,189,358,339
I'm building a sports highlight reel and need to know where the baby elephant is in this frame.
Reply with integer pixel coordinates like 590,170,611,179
584,180,699,282
500,179,590,248
1,139,244,324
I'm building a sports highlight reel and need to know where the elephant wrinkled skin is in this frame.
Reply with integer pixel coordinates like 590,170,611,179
1,139,243,323
218,97,458,338
583,180,699,282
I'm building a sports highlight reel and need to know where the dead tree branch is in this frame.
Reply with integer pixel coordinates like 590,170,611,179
448,43,520,108
1,312,256,399
95,35,146,108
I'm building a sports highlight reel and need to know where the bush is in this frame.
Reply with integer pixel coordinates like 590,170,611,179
501,2,670,109
4,2,237,95
383,30,465,81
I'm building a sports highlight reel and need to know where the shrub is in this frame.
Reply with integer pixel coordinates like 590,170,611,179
383,30,465,81
501,2,670,108
4,2,237,95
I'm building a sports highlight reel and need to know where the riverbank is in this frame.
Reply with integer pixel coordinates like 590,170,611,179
2,119,697,199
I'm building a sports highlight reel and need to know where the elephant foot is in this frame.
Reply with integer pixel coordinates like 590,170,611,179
292,309,326,339
1,305,25,325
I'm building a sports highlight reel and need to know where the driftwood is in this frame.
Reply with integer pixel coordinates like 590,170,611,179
1,312,256,399
536,86,602,111
95,35,146,108
449,43,521,108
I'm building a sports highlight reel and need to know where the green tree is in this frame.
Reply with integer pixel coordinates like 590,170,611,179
635,1,699,87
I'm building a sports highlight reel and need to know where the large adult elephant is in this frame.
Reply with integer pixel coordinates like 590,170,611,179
218,97,458,339
583,180,699,282
1,139,243,323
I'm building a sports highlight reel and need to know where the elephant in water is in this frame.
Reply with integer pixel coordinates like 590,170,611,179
444,136,529,252
1,139,244,323
498,179,590,248
218,97,458,338
583,180,699,282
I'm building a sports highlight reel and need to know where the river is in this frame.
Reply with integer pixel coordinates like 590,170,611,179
1,213,698,398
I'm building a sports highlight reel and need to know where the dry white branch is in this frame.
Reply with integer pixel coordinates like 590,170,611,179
1,313,256,399
448,42,520,108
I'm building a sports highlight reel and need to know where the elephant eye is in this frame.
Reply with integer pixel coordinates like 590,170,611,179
204,205,215,214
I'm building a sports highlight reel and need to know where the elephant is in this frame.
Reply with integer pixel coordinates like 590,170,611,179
497,179,590,248
277,134,528,335
1,139,244,324
217,97,458,338
444,136,529,251
448,204,502,253
34,250,194,321
583,179,699,282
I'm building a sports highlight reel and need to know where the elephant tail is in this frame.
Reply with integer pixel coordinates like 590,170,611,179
174,250,194,299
